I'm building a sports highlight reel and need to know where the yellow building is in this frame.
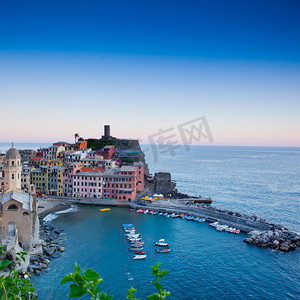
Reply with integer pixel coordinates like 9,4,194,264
30,165,49,193
40,159,64,167
57,167,65,196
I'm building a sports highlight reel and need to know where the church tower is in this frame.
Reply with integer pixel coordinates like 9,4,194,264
4,144,22,192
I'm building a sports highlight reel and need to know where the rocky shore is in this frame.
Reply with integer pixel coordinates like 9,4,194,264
244,225,300,251
19,218,66,277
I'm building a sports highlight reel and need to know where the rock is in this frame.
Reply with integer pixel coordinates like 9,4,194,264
280,243,290,251
58,246,65,252
44,259,50,264
243,238,253,244
18,268,27,275
41,264,47,269
44,246,56,256
51,253,61,259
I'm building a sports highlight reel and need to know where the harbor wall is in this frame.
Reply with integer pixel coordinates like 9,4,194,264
44,196,271,233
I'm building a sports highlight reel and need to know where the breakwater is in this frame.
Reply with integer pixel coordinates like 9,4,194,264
44,196,300,251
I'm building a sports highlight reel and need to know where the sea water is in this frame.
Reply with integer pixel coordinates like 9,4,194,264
30,145,300,299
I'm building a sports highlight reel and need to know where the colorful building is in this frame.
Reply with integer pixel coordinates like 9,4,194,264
101,145,115,160
30,165,49,193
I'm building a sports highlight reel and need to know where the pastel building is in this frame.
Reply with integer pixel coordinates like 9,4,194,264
101,145,115,160
30,165,49,193
63,162,83,197
73,170,103,198
48,145,65,161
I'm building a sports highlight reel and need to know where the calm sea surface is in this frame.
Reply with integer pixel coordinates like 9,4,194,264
2,143,299,299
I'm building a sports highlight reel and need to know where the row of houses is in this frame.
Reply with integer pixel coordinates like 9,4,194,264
1,141,145,202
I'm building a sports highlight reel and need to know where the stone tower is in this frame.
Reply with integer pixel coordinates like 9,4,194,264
4,144,22,192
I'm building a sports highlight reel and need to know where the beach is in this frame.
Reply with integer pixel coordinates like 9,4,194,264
37,198,71,218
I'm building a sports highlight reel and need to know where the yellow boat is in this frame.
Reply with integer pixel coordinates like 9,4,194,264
99,208,111,212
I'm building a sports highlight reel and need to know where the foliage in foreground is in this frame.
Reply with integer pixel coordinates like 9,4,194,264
61,262,170,300
0,245,170,300
0,246,36,300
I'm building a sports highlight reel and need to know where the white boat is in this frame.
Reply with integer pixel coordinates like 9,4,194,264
130,247,143,251
127,234,141,239
154,239,169,247
144,210,149,214
133,254,146,260
126,272,134,281
128,237,142,242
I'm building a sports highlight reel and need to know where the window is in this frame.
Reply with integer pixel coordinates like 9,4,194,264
23,212,29,216
7,204,18,210
12,174,14,180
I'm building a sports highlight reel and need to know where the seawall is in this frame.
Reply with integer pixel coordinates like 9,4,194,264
43,196,271,233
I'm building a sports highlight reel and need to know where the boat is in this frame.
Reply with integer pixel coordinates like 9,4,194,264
155,248,170,253
153,211,158,215
133,254,147,260
144,210,149,214
99,208,111,212
131,242,144,248
128,237,142,242
158,212,163,216
127,233,141,239
154,239,169,247
135,250,145,255
130,247,143,251
198,218,206,223
125,272,134,281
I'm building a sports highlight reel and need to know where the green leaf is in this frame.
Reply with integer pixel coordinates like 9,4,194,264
69,284,86,298
147,294,161,300
151,281,163,291
0,259,11,271
74,273,85,285
60,273,74,284
74,263,81,273
159,270,170,278
84,268,101,280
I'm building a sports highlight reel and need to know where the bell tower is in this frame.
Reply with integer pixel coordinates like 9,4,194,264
4,144,22,192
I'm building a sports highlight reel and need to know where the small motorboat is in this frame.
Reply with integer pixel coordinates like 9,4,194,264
154,239,169,247
135,250,145,255
126,272,134,281
131,242,144,248
130,247,143,251
158,212,163,216
155,248,170,253
128,238,142,243
133,254,147,260
99,208,111,212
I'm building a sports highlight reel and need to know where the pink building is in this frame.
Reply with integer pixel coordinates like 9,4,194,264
134,162,145,192
72,170,103,198
71,164,145,201
63,162,83,196
101,146,115,160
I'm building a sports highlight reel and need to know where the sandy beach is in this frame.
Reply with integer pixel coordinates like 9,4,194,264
37,198,71,218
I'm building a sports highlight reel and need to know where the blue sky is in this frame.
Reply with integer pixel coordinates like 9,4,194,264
0,0,299,146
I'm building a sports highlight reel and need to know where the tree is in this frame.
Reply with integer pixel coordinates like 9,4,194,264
0,246,36,300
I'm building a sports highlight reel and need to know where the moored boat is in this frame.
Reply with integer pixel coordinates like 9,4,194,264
135,250,145,255
155,248,170,253
99,208,111,212
133,254,147,260
154,239,169,247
